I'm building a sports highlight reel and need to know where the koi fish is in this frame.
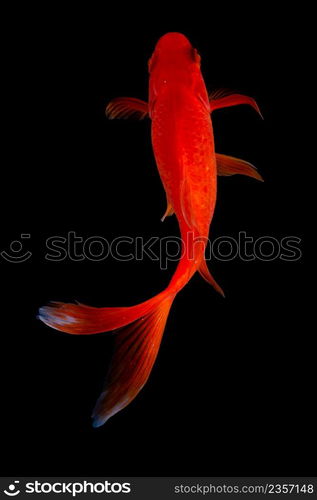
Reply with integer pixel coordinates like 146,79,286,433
39,32,263,427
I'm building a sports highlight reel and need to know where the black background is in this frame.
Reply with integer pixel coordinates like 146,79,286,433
1,6,313,476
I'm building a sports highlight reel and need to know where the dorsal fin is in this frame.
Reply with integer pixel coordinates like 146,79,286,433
180,177,196,228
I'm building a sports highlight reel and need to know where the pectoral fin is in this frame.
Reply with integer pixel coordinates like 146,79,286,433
216,153,263,181
209,89,263,119
106,98,149,120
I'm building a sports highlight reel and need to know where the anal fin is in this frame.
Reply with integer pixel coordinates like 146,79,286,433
198,259,225,297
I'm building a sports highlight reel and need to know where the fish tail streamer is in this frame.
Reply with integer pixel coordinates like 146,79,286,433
38,291,175,426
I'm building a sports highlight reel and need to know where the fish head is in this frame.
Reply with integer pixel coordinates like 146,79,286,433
148,32,202,99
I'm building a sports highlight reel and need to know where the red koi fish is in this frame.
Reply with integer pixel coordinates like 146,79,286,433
39,32,262,427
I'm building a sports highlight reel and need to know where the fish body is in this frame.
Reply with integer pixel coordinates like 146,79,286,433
151,35,215,225
150,33,217,290
152,83,216,233
39,33,263,426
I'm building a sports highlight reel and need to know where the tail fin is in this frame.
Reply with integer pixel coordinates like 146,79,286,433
92,296,174,426
38,293,174,426
38,298,161,334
